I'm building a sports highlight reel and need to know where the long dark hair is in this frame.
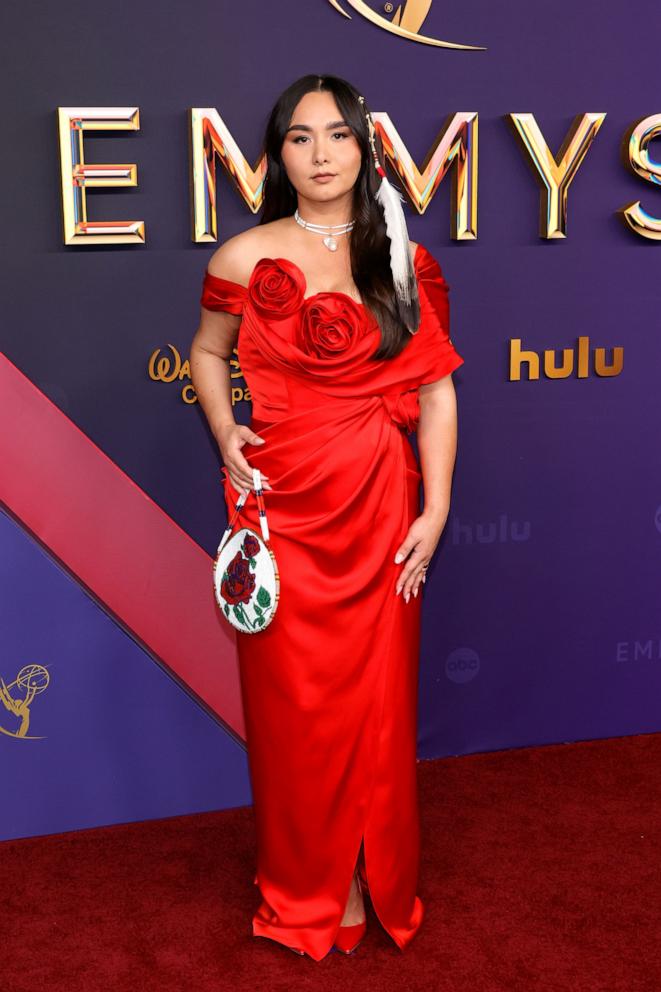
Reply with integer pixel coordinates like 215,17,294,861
258,74,420,359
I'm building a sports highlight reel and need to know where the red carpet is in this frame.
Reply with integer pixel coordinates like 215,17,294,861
2,732,659,992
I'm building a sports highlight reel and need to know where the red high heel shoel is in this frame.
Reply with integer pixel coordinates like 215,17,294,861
333,872,367,954
284,867,369,957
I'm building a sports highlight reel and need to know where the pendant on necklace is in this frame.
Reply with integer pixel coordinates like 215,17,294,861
323,236,338,251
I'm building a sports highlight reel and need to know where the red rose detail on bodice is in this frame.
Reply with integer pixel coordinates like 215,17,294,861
297,294,370,359
248,258,305,319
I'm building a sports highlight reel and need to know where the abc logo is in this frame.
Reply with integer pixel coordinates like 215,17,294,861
445,647,480,683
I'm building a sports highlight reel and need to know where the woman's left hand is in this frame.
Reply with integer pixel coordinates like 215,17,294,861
394,509,448,602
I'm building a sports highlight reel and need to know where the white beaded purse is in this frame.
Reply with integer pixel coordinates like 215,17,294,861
213,468,280,634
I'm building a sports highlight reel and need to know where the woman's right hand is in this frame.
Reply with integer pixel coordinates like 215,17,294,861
215,422,272,496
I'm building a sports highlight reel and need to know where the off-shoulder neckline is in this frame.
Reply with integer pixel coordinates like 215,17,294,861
205,242,424,309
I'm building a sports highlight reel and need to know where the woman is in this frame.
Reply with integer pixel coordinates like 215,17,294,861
190,74,463,961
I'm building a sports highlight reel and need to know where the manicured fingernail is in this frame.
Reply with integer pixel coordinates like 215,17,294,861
413,588,418,598
405,593,410,603
395,585,401,595
394,553,403,563
422,574,426,583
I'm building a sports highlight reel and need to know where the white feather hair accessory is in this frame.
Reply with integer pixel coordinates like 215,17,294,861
358,94,420,333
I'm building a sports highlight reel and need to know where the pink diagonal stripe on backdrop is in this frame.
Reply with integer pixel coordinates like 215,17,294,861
0,352,245,742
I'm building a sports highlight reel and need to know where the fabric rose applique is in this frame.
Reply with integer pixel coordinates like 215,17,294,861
248,257,305,319
297,294,371,359
381,389,421,434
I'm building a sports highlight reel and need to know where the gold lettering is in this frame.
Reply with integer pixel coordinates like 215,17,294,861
594,346,624,376
57,106,144,246
508,113,606,238
509,338,540,380
621,114,661,240
509,337,623,380
190,107,478,240
147,347,255,403
577,335,590,377
148,344,182,383
544,347,573,378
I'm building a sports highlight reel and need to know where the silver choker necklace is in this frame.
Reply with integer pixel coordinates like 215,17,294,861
294,208,355,252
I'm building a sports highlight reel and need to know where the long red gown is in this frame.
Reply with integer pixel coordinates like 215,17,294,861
200,242,464,961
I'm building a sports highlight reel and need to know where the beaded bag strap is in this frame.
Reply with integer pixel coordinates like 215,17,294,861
216,467,270,555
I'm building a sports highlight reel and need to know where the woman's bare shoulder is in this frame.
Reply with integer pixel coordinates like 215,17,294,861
207,220,287,286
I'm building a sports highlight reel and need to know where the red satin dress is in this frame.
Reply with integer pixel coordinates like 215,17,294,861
200,243,464,961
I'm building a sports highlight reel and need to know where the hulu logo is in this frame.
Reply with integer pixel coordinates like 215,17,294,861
451,514,530,545
509,336,623,380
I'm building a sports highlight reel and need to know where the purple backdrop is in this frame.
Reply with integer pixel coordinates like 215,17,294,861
1,0,660,841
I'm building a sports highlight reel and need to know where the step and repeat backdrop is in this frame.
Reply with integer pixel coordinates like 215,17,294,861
1,0,660,841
